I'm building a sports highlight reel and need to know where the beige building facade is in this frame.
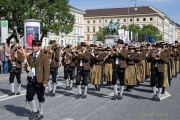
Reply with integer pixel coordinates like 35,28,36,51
84,6,179,44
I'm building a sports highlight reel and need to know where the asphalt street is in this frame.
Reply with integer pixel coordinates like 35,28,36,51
0,69,180,120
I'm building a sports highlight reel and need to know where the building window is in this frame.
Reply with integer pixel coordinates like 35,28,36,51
130,19,133,22
93,20,96,23
137,18,139,21
99,27,102,30
150,18,153,21
105,20,108,23
99,20,101,23
87,20,90,24
143,18,146,21
93,27,96,32
117,19,120,22
123,19,126,22
87,27,90,32
87,34,90,41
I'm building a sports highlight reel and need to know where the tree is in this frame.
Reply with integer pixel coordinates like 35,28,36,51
142,24,162,42
128,24,141,41
121,25,127,30
95,27,106,42
0,0,75,42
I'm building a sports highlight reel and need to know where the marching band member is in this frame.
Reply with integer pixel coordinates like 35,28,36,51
134,47,144,85
75,42,91,99
8,43,25,96
104,47,113,86
110,39,128,100
91,46,106,91
25,40,50,120
125,46,137,92
47,41,60,96
149,43,167,101
62,45,77,90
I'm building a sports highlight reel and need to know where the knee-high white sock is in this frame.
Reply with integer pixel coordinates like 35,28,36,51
53,83,56,93
78,85,82,94
120,85,124,96
48,81,52,92
84,86,88,95
10,83,15,93
113,85,118,95
70,80,73,88
152,86,157,95
157,88,162,98
39,102,44,115
29,100,37,112
65,79,69,87
17,84,21,92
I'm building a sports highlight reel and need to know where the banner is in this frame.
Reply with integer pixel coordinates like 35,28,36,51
146,35,149,43
0,20,8,43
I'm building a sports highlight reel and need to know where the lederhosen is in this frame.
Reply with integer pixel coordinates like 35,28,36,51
26,53,45,103
112,54,125,86
9,53,22,84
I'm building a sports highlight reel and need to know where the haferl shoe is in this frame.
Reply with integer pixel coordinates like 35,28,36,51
65,86,72,90
47,91,53,96
50,92,55,97
16,92,21,95
111,94,117,100
29,111,39,120
81,94,87,99
75,94,82,99
8,92,15,96
35,114,44,120
156,97,161,102
152,95,157,101
117,93,122,100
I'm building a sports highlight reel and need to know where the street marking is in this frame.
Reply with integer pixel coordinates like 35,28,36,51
0,91,26,102
160,91,171,101
62,118,75,120
0,82,65,102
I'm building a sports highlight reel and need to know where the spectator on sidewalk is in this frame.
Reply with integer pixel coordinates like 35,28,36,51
1,43,10,74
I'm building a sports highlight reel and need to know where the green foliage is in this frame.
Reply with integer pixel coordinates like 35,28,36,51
142,24,161,42
121,25,127,30
128,24,141,41
96,27,106,42
0,0,75,37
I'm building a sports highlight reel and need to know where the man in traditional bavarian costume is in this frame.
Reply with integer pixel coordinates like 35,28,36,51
8,43,25,96
145,44,152,80
149,43,167,101
75,42,91,99
26,40,50,120
111,39,128,100
48,42,60,96
62,45,76,90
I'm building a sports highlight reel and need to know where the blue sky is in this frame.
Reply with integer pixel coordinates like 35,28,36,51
69,0,180,24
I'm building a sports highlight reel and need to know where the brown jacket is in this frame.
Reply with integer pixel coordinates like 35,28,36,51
111,48,128,69
150,50,167,72
134,52,143,66
76,50,91,70
50,48,60,68
9,51,25,69
26,52,50,85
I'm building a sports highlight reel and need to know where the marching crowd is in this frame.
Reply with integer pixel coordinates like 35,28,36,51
1,39,180,120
